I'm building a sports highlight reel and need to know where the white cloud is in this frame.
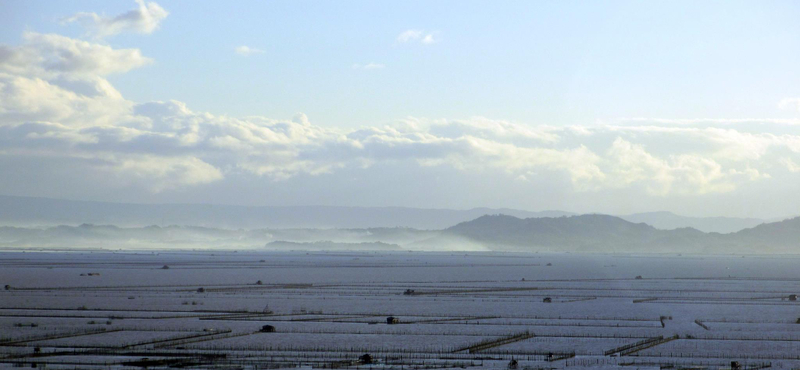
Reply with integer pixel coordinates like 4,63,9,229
605,138,738,195
779,98,800,112
0,74,133,128
234,45,265,56
420,117,561,144
397,29,437,44
781,158,800,173
613,117,800,126
397,29,423,43
0,33,151,129
606,125,800,161
0,32,152,78
62,0,169,38
62,0,168,39
110,155,223,192
0,28,797,200
352,63,385,70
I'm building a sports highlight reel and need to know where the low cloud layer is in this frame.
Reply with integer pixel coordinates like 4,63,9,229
2,11,800,216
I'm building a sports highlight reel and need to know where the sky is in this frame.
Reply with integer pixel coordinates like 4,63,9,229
1,0,800,218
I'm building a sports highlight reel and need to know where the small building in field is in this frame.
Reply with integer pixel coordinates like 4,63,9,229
386,316,399,324
789,294,797,301
403,289,415,295
260,325,276,333
542,297,552,303
196,287,205,293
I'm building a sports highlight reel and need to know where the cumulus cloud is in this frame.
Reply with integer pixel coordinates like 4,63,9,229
397,29,437,44
234,46,265,56
612,117,800,126
1,28,798,199
62,0,168,39
0,32,152,78
605,138,737,195
110,155,223,192
781,158,800,173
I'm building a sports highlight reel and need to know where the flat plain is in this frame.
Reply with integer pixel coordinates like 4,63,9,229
2,251,800,370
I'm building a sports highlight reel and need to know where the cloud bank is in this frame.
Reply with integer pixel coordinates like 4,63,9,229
2,9,800,215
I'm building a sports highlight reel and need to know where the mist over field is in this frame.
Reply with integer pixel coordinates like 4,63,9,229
0,195,798,254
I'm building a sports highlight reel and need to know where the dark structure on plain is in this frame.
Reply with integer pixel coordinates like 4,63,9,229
403,289,415,295
196,287,205,293
387,316,399,324
789,294,797,301
260,325,276,333
542,297,552,303
359,354,373,364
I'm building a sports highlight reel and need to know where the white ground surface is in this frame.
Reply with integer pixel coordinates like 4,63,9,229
1,251,799,369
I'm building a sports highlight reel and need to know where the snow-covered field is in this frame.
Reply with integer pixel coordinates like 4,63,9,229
1,251,799,369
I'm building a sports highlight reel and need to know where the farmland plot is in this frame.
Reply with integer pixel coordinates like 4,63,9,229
2,251,800,369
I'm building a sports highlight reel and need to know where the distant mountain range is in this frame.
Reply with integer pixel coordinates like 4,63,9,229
0,195,569,230
443,214,800,254
617,211,767,234
1,211,799,254
0,195,782,233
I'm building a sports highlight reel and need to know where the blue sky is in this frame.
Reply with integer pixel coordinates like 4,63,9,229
5,1,799,127
1,1,800,217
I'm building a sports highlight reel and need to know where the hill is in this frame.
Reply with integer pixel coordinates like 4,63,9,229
445,214,800,254
445,214,710,252
619,211,767,234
